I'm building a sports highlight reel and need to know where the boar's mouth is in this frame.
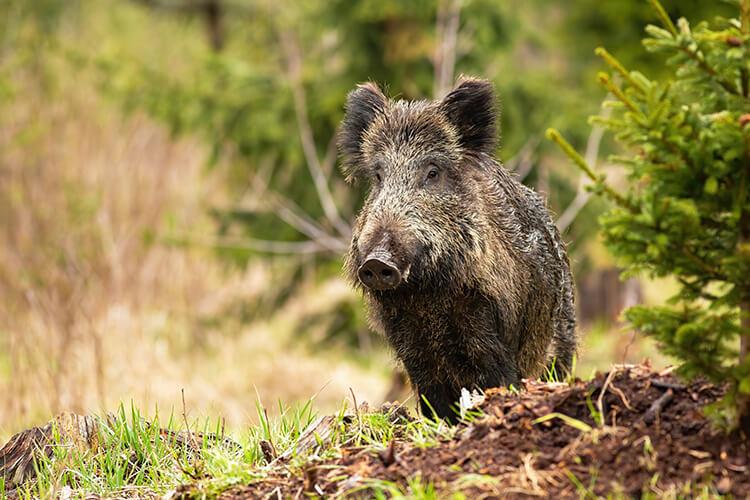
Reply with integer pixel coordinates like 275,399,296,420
357,245,412,291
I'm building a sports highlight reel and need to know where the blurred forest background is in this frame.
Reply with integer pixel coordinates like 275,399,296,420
0,0,733,439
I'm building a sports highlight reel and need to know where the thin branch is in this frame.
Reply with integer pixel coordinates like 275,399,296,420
643,388,674,425
677,44,739,96
596,368,617,427
219,199,347,253
556,105,611,232
172,233,332,255
181,388,200,451
230,157,348,254
433,0,462,99
267,194,348,252
646,0,678,36
247,155,276,201
321,132,339,178
245,157,334,241
676,277,719,302
278,30,352,239
210,237,327,255
506,136,540,181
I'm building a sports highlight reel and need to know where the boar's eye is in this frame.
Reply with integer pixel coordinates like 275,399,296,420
425,167,440,185
373,166,383,183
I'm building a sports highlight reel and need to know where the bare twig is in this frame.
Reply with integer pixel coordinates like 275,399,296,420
174,232,330,255
556,103,612,232
235,161,348,253
644,388,674,425
279,30,351,239
620,330,637,365
596,368,617,427
350,387,362,433
268,194,347,251
240,154,276,203
651,380,686,391
609,383,633,410
506,136,540,181
181,389,200,451
378,440,397,466
321,133,339,177
434,0,462,99
232,185,347,253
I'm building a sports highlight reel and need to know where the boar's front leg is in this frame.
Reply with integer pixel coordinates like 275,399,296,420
418,353,520,423
418,382,461,422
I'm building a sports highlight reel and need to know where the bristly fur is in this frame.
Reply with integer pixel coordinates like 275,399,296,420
338,82,388,182
338,77,577,422
439,76,498,155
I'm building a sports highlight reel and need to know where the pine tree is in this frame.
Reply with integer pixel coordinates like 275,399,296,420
548,0,750,431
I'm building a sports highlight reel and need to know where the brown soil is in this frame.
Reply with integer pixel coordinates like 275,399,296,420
216,365,750,498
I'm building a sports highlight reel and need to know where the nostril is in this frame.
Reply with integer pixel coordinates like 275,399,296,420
358,257,401,290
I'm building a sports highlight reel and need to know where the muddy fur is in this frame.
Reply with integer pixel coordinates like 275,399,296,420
338,77,576,420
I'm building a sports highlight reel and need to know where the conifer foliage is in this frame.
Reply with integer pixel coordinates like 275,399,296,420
548,0,750,430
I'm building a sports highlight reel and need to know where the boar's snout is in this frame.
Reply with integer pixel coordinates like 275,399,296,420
358,248,402,291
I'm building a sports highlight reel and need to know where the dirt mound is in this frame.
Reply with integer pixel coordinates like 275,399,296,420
219,365,749,498
3,365,748,498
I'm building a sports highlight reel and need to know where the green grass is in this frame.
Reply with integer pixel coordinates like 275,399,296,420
8,375,717,499
9,399,326,498
6,386,497,499
10,396,466,499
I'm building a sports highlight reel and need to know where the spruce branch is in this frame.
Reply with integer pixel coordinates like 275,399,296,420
647,0,740,95
647,0,678,37
545,128,633,211
572,0,750,431
595,47,647,94
677,44,741,96
597,73,641,115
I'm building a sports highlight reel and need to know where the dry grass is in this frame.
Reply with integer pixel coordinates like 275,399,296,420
0,72,388,441
0,70,671,445
0,1,672,446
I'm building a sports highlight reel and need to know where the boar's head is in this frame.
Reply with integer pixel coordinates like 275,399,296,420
338,78,498,293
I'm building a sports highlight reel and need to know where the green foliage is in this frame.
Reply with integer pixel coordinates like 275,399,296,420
549,0,750,428
556,0,733,73
84,0,616,265
5,0,734,353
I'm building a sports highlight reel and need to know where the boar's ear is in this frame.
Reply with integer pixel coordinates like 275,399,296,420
338,82,387,180
439,77,498,155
